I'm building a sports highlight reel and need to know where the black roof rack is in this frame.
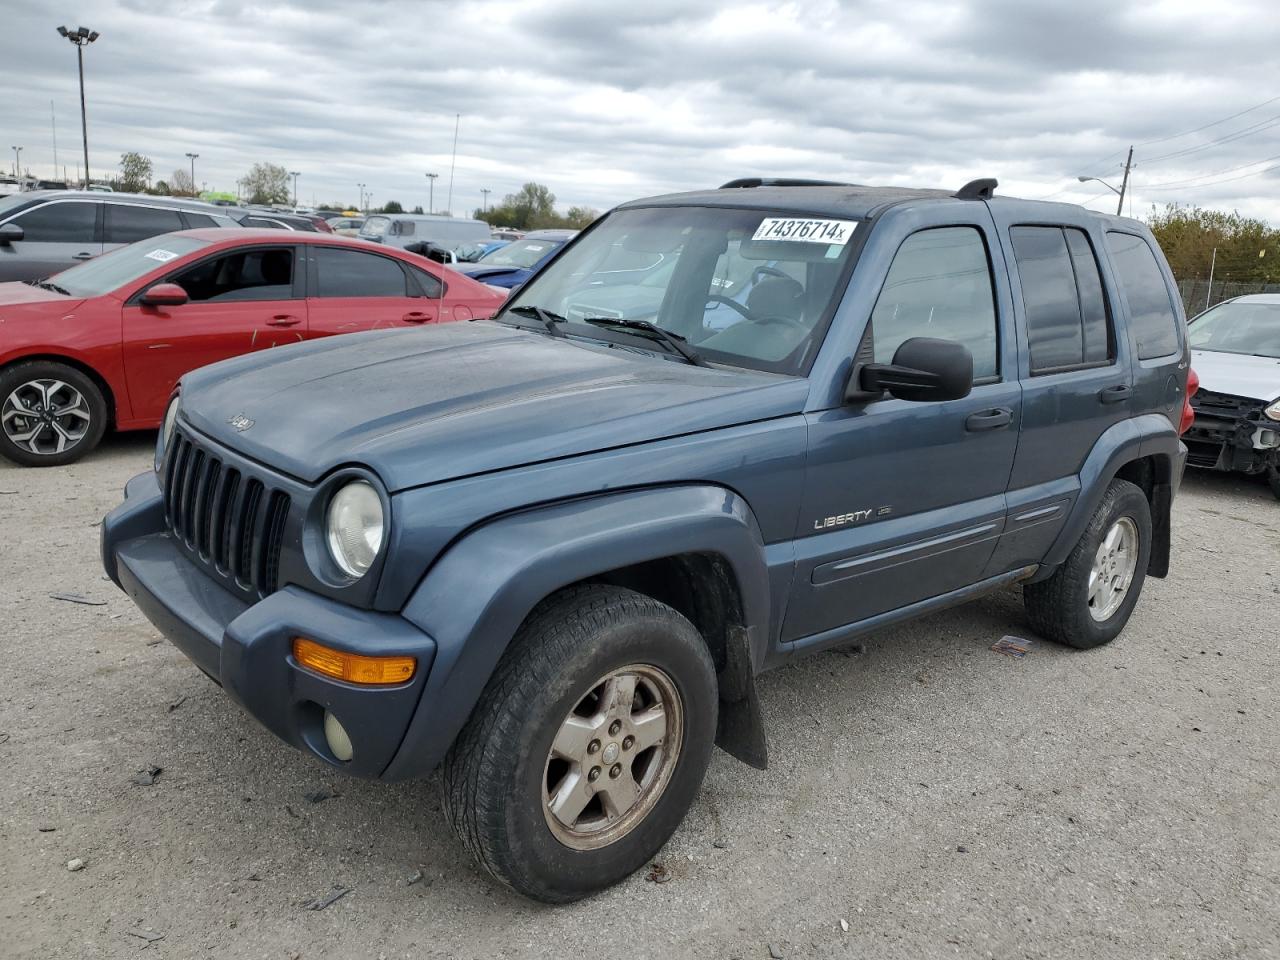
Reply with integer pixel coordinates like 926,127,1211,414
719,177,851,189
954,178,997,200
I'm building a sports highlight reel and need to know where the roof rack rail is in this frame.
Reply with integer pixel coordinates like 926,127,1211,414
719,177,850,189
954,178,997,200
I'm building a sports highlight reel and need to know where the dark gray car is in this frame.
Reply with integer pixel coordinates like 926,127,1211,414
0,191,240,282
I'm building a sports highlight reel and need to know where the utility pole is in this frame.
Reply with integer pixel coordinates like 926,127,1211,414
290,170,300,208
57,26,98,188
185,153,198,195
425,172,438,214
357,182,366,213
1116,144,1133,217
50,101,58,178
447,113,460,216
10,146,21,179
1206,247,1217,311
480,188,491,213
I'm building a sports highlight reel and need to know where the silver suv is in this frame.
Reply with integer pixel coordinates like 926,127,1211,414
0,191,240,282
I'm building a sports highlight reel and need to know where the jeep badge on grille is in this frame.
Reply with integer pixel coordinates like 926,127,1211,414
227,413,255,432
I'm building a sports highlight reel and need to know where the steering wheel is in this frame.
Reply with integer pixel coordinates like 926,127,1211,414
751,265,793,285
705,294,758,323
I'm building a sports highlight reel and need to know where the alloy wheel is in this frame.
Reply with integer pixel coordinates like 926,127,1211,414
1087,516,1139,621
1,379,93,456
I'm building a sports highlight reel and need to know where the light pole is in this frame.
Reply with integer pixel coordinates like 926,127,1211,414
357,182,366,213
480,187,491,213
425,172,438,214
1077,144,1133,216
185,152,198,195
56,26,98,188
290,170,300,208
10,146,21,179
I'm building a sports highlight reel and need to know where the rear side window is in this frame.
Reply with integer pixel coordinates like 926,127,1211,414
1106,232,1180,359
106,204,185,244
408,265,443,298
313,247,408,297
1010,226,1113,373
870,226,999,380
183,213,219,228
12,201,97,242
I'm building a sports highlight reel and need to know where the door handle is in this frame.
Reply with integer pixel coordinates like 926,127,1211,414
266,315,301,327
1099,384,1132,404
72,252,94,260
965,407,1014,432
402,311,433,323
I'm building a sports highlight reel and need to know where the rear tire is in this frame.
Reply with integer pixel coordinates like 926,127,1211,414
1266,460,1280,501
442,584,718,903
1023,479,1152,649
0,361,107,467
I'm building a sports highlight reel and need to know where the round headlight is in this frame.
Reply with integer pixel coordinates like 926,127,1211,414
1265,399,1280,422
156,397,180,472
326,480,384,578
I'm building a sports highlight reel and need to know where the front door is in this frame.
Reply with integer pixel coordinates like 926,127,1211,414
121,244,306,420
305,245,438,336
0,198,102,282
784,216,1021,643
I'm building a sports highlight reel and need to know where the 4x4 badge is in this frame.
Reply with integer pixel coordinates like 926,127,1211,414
227,413,255,432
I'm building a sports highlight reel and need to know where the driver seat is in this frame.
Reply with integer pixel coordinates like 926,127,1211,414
746,275,805,323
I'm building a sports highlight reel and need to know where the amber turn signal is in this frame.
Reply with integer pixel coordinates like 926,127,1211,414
292,637,416,685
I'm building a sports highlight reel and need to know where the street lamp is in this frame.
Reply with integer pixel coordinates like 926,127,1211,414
10,146,21,179
1077,175,1121,196
480,187,491,213
357,182,366,213
185,153,199,195
56,25,99,189
290,170,300,208
425,172,438,214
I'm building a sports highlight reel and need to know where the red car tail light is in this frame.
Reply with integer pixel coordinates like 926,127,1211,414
1179,366,1199,435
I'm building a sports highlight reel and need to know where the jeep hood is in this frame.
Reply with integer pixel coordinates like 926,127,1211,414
180,321,806,490
1191,349,1280,403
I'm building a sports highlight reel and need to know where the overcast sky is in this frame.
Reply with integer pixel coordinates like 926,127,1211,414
5,0,1280,223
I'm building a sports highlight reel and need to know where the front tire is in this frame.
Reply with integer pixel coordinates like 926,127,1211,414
442,584,718,902
0,361,107,467
1023,479,1152,649
1266,459,1280,501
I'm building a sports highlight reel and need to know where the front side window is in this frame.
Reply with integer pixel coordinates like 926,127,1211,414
1188,300,1280,359
391,220,415,237
869,226,999,380
12,201,98,242
312,247,408,297
503,206,860,375
46,235,211,297
168,247,295,302
1106,232,1181,359
106,204,185,244
1011,225,1113,373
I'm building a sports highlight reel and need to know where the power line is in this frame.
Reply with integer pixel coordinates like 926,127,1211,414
1134,93,1280,147
1138,152,1280,189
1141,159,1280,192
1139,111,1280,166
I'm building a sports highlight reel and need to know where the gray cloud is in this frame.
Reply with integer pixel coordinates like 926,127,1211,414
5,0,1280,222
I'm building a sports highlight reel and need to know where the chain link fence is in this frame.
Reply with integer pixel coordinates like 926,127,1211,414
1177,279,1280,319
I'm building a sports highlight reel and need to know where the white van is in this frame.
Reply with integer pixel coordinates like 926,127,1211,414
358,213,490,251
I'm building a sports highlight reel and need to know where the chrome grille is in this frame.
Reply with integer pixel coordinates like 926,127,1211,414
163,431,291,598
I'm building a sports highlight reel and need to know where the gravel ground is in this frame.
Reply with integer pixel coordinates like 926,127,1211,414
1,433,1277,960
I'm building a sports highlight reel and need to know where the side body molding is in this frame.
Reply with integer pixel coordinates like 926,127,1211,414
1033,413,1184,579
383,484,773,781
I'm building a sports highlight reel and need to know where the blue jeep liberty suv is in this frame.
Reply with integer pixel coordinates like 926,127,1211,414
102,177,1193,902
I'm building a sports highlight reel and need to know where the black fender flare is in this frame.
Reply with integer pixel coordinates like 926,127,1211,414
381,484,772,780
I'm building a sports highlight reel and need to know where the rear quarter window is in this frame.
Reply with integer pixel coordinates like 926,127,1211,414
1106,232,1181,360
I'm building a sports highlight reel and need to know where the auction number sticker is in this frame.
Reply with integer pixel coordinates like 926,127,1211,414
144,249,179,262
751,217,856,245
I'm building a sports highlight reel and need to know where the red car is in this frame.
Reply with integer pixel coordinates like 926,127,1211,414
0,230,506,466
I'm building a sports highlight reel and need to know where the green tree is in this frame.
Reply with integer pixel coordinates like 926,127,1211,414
382,200,404,214
152,180,171,196
564,205,599,229
242,162,290,205
117,151,153,193
411,205,424,214
1147,204,1280,284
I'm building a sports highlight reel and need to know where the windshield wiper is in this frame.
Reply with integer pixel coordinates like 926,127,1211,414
506,304,566,337
580,316,707,366
36,280,72,296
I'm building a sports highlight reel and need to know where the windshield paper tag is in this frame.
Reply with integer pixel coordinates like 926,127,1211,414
752,218,855,245
144,249,178,262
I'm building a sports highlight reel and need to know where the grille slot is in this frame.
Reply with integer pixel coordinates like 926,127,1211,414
161,431,291,600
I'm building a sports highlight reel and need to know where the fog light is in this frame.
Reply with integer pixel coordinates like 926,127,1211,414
292,637,416,685
323,710,354,762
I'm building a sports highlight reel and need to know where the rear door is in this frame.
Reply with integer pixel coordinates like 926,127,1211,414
0,198,102,281
103,202,186,253
983,209,1133,572
305,245,437,335
784,207,1022,642
121,244,306,420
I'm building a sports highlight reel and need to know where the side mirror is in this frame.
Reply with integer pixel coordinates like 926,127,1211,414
140,283,190,308
0,223,24,245
852,337,973,403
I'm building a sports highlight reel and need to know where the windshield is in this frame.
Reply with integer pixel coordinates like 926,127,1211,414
501,206,859,374
1189,300,1280,359
480,237,565,269
362,216,389,238
45,235,211,298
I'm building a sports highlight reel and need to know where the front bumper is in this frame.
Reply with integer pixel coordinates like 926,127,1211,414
1186,392,1280,474
102,471,437,780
